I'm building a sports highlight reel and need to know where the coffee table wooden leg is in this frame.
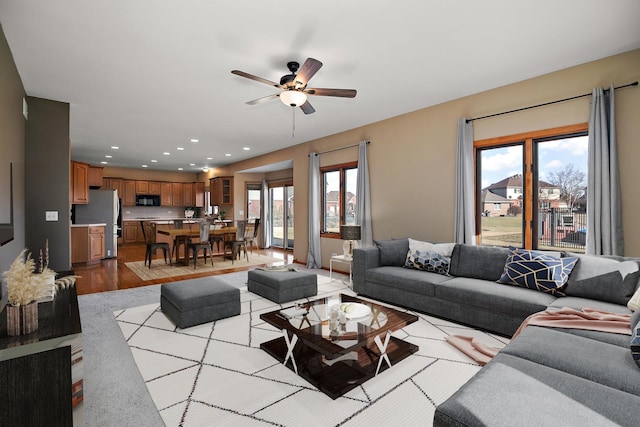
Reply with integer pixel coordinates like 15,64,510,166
374,332,392,376
282,329,299,374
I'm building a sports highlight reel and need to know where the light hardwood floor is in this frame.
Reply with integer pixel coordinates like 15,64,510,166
73,243,294,295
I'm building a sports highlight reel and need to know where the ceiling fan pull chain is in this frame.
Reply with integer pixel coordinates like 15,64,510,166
292,107,296,138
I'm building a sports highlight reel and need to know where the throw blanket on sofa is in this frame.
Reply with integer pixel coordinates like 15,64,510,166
447,307,631,365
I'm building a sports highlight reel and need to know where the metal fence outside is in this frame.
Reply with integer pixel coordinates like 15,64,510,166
538,208,586,252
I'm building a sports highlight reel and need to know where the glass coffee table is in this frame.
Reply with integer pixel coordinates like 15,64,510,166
260,294,419,399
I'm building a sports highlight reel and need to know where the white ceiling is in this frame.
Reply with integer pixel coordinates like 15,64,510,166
2,0,640,172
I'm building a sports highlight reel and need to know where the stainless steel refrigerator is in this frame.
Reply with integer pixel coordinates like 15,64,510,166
74,189,120,258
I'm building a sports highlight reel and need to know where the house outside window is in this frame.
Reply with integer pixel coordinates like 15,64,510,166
321,162,357,236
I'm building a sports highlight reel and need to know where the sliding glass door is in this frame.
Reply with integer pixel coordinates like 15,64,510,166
270,185,294,249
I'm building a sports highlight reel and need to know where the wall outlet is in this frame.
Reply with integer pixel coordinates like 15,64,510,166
167,210,172,214
125,210,131,214
238,210,244,216
45,211,58,221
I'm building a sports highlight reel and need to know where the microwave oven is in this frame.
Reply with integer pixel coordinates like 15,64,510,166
136,195,161,206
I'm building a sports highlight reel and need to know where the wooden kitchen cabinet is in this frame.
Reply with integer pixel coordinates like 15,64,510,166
193,181,205,207
161,182,172,206
71,161,89,204
172,182,184,206
71,225,104,264
148,181,161,194
88,165,104,187
108,178,123,195
183,183,193,207
123,180,136,206
135,180,149,194
123,221,144,243
210,176,233,206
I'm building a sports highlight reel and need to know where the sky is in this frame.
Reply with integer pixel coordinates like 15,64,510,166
480,135,588,189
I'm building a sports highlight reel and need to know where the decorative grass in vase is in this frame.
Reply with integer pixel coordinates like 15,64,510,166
2,248,56,336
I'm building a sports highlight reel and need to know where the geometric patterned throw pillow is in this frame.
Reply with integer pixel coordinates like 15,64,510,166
404,239,455,275
497,248,579,296
631,326,640,369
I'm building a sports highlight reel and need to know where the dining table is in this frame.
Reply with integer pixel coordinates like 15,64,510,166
157,225,238,266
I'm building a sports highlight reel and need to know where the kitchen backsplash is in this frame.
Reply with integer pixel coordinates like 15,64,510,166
121,206,203,219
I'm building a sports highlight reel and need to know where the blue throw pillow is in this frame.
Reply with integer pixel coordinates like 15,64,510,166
404,240,455,275
497,248,578,296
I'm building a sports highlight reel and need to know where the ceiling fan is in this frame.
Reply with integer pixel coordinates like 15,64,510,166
231,58,357,114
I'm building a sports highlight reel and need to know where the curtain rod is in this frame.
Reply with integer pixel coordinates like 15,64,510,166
466,81,638,123
308,140,370,157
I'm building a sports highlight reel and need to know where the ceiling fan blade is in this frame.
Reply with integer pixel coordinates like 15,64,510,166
305,88,357,98
246,93,279,105
299,100,315,115
231,70,283,89
294,58,323,87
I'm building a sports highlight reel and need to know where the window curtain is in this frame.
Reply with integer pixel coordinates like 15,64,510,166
586,85,623,255
307,153,322,268
260,179,271,248
454,117,476,244
356,140,373,247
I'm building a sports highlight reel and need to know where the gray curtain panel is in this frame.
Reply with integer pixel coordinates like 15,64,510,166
307,153,322,268
587,85,624,255
261,179,271,248
454,117,476,244
356,140,373,247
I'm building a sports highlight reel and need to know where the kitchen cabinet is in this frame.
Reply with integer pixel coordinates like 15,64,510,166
193,181,205,207
161,182,172,206
71,161,89,204
148,181,161,194
210,176,233,207
123,180,136,206
88,166,104,187
71,225,105,264
172,182,184,206
135,180,149,194
108,178,123,195
123,221,144,243
183,182,193,207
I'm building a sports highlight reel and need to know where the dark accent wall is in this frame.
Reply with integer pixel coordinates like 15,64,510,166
25,97,70,272
0,23,26,275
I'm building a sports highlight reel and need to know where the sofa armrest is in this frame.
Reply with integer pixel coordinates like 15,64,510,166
353,247,380,294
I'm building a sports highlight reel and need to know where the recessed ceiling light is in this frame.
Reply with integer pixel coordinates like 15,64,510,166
101,161,108,164
163,152,170,155
141,164,148,168
243,147,250,151
190,139,199,143
111,146,119,150
105,155,113,158
177,147,185,151
206,157,212,160
189,163,196,166
151,159,158,163
178,167,183,171
225,153,231,157
202,167,209,172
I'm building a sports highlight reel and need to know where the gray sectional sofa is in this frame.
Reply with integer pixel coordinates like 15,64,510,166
352,239,640,426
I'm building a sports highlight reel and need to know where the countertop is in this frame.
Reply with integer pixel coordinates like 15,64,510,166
70,223,107,228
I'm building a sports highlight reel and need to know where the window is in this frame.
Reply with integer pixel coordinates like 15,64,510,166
321,162,357,235
245,183,262,220
475,124,588,252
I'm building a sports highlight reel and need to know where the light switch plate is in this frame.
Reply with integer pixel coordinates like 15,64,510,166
45,211,58,221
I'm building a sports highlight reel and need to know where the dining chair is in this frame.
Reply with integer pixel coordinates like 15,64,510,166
187,221,213,269
141,221,170,269
209,221,225,254
244,218,261,255
171,219,187,263
224,220,250,264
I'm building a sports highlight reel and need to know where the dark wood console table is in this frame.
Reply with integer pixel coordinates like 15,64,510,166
0,287,83,426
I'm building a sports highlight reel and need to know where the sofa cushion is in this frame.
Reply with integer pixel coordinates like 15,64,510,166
497,248,578,296
374,238,409,267
547,295,633,315
435,276,556,318
448,244,510,281
366,266,450,297
548,327,632,348
564,253,640,305
434,353,640,427
404,239,455,275
501,326,640,396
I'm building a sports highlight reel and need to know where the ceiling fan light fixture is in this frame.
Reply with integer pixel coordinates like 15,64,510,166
279,90,307,107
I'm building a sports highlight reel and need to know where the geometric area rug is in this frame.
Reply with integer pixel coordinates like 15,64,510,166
114,278,509,426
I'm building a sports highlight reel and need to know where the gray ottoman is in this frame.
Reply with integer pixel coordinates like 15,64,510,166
161,277,240,328
248,269,317,303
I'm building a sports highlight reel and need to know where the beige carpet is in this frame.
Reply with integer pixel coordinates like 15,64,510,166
125,253,282,281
